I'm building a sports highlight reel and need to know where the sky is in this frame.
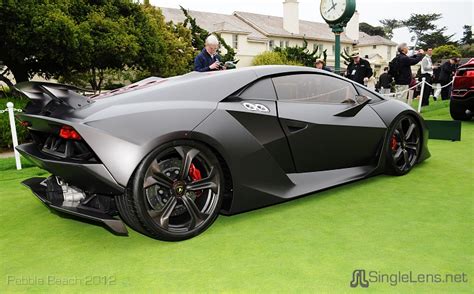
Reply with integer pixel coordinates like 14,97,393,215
150,0,473,46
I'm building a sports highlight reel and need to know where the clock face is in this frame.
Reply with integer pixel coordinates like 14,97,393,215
320,0,347,22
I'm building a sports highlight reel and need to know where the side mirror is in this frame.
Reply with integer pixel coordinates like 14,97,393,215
355,95,371,104
335,95,372,117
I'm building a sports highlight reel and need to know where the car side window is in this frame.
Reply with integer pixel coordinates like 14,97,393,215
355,84,383,103
239,78,277,100
272,74,357,103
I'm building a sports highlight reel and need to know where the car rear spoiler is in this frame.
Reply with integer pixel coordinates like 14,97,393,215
14,81,91,114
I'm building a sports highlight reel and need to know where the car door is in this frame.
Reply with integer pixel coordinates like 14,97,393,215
273,73,387,173
219,78,295,173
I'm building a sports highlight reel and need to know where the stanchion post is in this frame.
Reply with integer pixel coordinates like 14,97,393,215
417,77,426,113
6,102,22,170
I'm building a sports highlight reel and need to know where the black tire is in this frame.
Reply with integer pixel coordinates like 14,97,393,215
115,188,148,235
117,140,224,241
385,115,421,176
450,100,471,121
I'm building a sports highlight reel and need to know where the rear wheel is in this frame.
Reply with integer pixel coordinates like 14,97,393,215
450,100,472,121
117,140,223,241
386,115,421,176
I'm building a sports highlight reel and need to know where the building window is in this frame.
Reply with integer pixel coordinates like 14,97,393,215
280,40,284,48
269,40,274,50
232,34,238,50
332,45,335,55
314,43,323,52
387,46,392,60
285,41,290,47
373,45,377,49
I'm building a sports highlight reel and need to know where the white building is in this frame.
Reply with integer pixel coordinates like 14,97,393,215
160,0,397,75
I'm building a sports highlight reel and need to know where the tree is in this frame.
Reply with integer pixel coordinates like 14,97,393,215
359,22,387,38
432,45,461,62
401,13,443,49
252,51,300,66
0,1,194,92
180,6,237,63
273,39,326,67
418,27,455,49
458,44,474,58
379,19,402,39
461,25,473,45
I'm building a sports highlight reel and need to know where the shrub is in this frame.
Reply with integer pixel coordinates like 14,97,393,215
0,97,30,150
252,51,302,66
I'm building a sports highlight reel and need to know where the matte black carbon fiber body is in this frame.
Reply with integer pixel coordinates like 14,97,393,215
16,66,430,216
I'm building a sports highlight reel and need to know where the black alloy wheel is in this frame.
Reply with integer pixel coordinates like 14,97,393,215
117,140,224,241
386,115,421,175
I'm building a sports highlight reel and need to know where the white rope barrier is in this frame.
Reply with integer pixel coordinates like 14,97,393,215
1,102,22,170
380,81,423,97
379,77,456,113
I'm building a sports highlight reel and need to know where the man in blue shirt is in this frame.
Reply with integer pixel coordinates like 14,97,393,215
194,35,224,72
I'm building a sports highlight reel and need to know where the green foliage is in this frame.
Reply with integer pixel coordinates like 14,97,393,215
180,6,237,63
252,51,301,66
359,22,387,38
432,45,462,62
379,19,402,39
461,25,472,45
418,27,455,49
272,40,325,67
0,97,29,149
341,47,352,65
458,44,474,58
0,1,195,92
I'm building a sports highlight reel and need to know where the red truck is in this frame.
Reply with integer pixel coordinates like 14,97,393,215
450,58,474,120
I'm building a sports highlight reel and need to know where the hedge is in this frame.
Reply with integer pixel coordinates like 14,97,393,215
0,97,30,150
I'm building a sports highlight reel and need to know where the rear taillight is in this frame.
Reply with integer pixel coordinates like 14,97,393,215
59,126,82,140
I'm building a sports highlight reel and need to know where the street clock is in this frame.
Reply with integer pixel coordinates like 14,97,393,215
319,0,356,73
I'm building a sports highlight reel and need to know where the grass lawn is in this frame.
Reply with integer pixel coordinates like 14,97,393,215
1,99,472,293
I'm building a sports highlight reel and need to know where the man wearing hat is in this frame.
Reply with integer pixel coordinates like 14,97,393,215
314,59,332,72
345,50,373,85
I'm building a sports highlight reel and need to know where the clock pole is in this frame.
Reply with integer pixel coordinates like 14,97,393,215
332,26,344,75
320,0,356,75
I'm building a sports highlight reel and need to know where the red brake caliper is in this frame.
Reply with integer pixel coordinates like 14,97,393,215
189,163,203,196
390,135,398,151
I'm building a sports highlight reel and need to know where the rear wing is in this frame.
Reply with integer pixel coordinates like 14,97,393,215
14,82,91,114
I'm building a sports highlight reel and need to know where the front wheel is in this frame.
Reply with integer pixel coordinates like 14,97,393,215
117,140,224,241
450,100,472,121
385,115,421,176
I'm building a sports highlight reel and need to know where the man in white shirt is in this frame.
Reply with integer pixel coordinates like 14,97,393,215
420,48,434,106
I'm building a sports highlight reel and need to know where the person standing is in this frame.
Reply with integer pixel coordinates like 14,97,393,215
314,59,332,72
378,67,392,95
194,35,224,72
345,51,373,85
439,58,457,100
432,61,442,100
393,43,424,102
420,48,434,106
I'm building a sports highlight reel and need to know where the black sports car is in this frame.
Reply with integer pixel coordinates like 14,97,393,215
16,66,430,241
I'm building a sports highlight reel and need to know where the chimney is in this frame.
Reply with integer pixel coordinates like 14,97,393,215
283,0,299,35
345,10,359,43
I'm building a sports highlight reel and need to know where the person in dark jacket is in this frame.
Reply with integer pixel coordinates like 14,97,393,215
314,59,332,72
439,58,457,100
394,43,424,102
345,50,373,85
378,67,392,94
194,35,224,72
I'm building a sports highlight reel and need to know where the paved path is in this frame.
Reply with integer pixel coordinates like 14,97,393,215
0,151,14,158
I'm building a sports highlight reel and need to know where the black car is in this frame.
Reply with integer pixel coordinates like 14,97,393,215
15,66,430,241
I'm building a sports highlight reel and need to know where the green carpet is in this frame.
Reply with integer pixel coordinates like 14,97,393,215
1,100,472,293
